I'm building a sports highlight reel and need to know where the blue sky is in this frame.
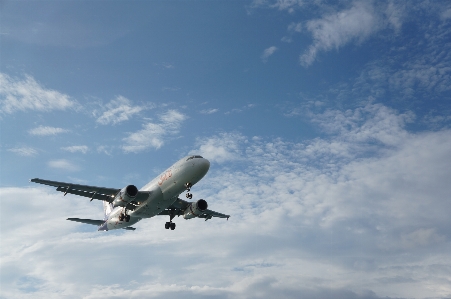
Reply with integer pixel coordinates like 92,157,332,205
1,1,451,298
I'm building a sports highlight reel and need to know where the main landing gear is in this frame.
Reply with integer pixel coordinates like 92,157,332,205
119,208,130,222
165,222,176,230
165,210,176,230
164,182,193,231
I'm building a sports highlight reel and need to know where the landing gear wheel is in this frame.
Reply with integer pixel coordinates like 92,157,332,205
165,222,170,229
186,193,193,199
125,215,130,222
119,214,124,221
170,223,176,230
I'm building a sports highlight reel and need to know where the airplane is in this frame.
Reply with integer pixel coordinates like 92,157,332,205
31,155,229,231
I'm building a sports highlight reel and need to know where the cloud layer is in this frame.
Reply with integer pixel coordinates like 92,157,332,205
2,103,450,298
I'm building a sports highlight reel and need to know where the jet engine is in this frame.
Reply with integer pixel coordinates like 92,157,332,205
112,185,138,207
183,199,208,219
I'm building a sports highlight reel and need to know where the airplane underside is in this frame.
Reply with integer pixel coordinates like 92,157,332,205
31,155,229,231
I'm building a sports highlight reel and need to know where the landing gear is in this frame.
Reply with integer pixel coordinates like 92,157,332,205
119,208,130,222
165,222,176,230
165,209,177,230
185,182,193,199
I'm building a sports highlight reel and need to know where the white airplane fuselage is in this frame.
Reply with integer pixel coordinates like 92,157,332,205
99,155,210,231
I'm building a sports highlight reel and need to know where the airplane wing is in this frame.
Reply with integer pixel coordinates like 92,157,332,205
67,218,105,225
67,218,136,230
30,178,149,210
159,198,230,221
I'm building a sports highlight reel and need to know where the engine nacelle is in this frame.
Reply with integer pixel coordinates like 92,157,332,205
112,185,138,207
183,199,208,219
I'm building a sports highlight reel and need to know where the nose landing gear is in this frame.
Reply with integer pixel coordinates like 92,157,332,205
185,182,193,199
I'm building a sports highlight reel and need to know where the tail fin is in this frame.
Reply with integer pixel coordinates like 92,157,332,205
103,201,113,220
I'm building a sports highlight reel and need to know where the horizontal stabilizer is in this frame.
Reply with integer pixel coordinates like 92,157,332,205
67,218,104,226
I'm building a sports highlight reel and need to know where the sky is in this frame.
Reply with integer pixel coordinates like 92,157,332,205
1,0,451,298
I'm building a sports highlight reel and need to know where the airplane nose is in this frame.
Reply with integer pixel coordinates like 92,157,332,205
201,158,210,173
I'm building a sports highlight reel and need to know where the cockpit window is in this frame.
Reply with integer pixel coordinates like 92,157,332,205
186,155,203,161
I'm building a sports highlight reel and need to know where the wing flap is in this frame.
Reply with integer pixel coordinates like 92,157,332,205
56,187,112,202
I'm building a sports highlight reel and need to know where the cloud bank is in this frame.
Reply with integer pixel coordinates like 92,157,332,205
2,103,450,298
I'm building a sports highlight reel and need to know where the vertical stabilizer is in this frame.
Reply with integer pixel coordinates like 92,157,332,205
103,201,113,220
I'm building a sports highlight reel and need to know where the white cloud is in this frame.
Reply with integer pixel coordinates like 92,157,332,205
0,73,75,114
122,110,186,153
96,145,114,156
28,126,69,136
200,108,219,114
61,145,89,154
282,22,302,43
96,96,147,125
281,36,292,43
261,46,278,62
48,159,80,171
271,0,304,13
288,22,302,33
440,8,451,20
300,3,379,66
192,132,247,163
384,1,405,32
351,40,451,102
295,2,410,67
310,103,415,147
7,147,38,156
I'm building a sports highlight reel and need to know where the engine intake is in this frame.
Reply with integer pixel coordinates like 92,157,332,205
112,185,138,207
183,199,208,219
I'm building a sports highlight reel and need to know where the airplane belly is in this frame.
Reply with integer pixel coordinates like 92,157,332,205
105,207,141,230
131,185,174,218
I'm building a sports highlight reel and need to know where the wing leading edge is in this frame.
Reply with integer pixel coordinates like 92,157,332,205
31,178,119,201
30,178,149,210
